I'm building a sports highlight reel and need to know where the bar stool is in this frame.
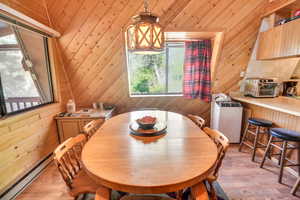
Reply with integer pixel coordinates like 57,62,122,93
260,128,300,184
239,118,273,161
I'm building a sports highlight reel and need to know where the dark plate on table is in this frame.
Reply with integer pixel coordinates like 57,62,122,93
129,121,167,137
136,119,156,129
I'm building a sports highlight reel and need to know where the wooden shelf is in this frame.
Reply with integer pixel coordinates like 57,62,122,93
264,0,300,18
276,1,300,17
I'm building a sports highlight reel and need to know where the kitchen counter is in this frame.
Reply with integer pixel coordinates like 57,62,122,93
230,92,300,117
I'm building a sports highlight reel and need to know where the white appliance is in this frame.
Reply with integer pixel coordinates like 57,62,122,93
211,93,243,143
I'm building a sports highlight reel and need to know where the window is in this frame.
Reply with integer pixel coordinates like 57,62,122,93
127,42,184,96
0,19,53,117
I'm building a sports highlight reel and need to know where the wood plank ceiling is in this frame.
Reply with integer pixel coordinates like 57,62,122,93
45,0,268,119
0,0,50,26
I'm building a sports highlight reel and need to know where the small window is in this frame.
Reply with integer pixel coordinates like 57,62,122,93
0,19,53,117
127,42,184,96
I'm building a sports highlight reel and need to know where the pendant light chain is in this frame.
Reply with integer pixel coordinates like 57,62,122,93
144,0,149,13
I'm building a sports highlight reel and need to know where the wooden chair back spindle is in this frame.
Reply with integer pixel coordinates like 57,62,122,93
188,114,206,128
203,127,229,178
54,134,87,189
83,119,104,138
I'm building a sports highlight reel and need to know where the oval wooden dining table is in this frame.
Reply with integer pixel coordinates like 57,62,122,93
81,110,218,194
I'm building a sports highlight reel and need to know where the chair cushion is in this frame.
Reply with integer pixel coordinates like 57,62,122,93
248,118,273,127
270,128,300,142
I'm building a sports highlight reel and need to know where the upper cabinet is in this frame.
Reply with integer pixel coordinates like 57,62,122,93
257,18,300,60
257,0,300,60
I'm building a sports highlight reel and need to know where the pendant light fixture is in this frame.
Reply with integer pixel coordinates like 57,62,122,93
126,0,164,54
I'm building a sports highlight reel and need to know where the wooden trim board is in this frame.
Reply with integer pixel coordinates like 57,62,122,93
0,3,60,37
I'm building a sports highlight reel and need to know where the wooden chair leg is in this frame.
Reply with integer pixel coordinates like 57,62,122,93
95,186,111,200
279,141,288,184
252,126,260,162
176,190,183,200
207,180,217,200
191,182,209,200
239,123,249,152
291,177,300,195
260,136,273,168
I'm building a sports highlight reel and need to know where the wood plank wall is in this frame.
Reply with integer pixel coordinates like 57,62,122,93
0,0,73,194
44,0,268,121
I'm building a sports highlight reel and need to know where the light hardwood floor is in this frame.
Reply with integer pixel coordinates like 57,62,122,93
15,145,300,200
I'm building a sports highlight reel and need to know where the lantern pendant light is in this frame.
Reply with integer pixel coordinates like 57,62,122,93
126,0,164,54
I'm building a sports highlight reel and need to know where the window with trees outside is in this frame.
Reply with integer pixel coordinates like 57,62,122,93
127,42,184,96
0,17,54,117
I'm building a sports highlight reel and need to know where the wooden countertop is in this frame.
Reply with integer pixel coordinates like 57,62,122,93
55,108,114,119
230,92,300,117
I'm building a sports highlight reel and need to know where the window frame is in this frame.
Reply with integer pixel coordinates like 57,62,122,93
126,41,185,97
0,15,55,118
125,30,225,98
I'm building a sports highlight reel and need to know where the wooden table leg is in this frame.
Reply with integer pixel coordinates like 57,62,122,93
95,185,111,200
191,182,209,200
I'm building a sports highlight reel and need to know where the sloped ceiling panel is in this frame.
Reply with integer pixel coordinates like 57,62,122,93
0,0,50,26
45,0,267,119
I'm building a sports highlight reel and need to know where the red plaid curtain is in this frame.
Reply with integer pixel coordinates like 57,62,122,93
183,40,212,102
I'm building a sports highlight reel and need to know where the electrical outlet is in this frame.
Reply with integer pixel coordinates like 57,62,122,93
240,71,245,78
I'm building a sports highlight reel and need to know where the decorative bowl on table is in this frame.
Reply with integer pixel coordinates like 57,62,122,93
136,116,157,130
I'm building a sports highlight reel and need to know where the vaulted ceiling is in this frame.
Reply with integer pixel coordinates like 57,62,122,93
45,0,267,118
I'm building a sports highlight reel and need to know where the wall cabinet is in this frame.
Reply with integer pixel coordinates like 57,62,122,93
55,109,114,142
257,18,300,60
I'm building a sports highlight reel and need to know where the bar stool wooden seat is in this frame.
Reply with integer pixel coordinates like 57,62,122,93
239,118,272,161
260,128,300,184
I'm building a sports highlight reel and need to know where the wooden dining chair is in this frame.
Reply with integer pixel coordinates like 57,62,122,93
203,127,229,200
53,134,100,198
188,114,206,128
83,119,104,138
120,182,209,200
